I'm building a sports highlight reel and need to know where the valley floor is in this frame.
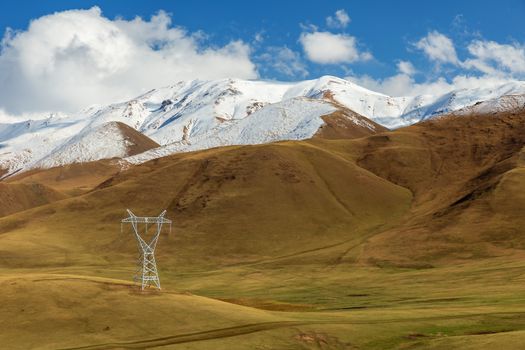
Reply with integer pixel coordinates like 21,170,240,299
3,256,525,349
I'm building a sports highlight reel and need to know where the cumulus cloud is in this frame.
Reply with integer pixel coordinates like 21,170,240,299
397,60,416,76
0,7,257,114
413,30,525,79
347,73,415,96
464,40,525,76
348,30,524,98
326,9,351,28
347,72,513,97
415,30,459,65
346,36,520,97
350,60,418,96
299,31,372,64
258,46,308,78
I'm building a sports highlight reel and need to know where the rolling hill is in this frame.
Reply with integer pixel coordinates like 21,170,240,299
2,105,525,348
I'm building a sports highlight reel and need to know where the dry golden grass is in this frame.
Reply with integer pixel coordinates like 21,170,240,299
7,160,121,195
0,182,66,217
2,111,525,348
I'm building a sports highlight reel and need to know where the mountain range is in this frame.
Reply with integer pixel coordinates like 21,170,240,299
1,76,525,178
3,70,525,348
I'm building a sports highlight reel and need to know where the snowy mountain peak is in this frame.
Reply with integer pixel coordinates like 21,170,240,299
1,121,158,176
453,94,525,116
39,121,158,169
1,76,525,177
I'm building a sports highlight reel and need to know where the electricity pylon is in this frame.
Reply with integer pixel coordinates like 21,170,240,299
121,209,172,290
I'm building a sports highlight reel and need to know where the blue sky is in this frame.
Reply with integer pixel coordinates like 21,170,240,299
0,1,524,113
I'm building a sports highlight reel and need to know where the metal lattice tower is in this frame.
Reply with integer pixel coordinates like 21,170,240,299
121,209,172,290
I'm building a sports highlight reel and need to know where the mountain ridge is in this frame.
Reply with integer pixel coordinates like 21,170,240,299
1,75,524,177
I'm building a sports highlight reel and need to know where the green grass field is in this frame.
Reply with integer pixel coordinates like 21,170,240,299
3,257,525,349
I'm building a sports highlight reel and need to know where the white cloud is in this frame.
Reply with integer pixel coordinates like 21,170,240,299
299,31,372,64
258,47,308,78
254,32,264,43
348,32,525,98
347,73,415,96
0,7,257,114
349,60,417,96
463,40,525,76
347,72,514,97
397,60,416,76
413,30,525,80
415,30,459,65
326,9,351,28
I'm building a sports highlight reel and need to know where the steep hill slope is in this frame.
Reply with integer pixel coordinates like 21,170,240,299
4,110,525,268
356,110,525,266
7,121,159,172
315,108,388,139
0,140,412,268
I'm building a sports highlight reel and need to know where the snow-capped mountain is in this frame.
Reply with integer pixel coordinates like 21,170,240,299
452,94,525,116
1,75,525,177
402,82,525,122
125,97,338,165
33,122,159,170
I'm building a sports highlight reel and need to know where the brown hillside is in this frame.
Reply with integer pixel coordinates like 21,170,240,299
355,111,525,266
315,108,388,139
0,122,156,203
3,111,525,268
0,141,411,268
6,160,121,195
4,112,525,349
114,121,160,156
0,182,66,217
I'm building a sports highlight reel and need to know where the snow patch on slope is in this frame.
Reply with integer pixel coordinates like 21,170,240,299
0,114,86,175
454,94,525,116
32,122,132,169
405,82,525,123
125,98,336,164
2,76,525,176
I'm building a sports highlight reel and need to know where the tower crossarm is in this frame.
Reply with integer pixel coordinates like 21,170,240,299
122,217,172,224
